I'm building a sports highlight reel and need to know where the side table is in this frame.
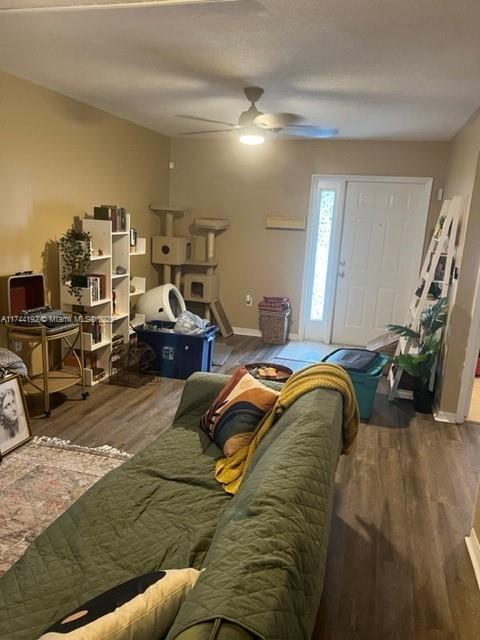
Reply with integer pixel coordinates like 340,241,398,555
7,315,87,417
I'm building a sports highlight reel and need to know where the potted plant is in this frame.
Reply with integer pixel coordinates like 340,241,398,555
59,228,92,303
387,298,448,413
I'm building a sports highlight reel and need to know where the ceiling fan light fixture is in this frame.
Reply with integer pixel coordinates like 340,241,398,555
239,126,265,146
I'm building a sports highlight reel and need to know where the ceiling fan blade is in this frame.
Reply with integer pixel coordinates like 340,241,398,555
254,112,303,130
177,115,237,128
178,129,234,135
0,0,238,14
284,125,338,139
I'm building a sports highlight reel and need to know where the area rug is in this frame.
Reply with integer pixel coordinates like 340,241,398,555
213,342,234,366
275,340,340,363
0,436,131,575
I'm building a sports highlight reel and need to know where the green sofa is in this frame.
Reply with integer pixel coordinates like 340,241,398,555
0,372,343,640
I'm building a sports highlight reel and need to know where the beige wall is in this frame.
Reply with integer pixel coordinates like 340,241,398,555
0,70,450,336
474,482,480,540
0,70,169,336
444,108,480,205
438,107,480,414
170,137,449,331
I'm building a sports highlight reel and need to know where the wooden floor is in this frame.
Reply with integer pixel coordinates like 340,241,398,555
28,336,480,640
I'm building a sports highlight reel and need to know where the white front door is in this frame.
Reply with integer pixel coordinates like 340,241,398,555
331,180,430,346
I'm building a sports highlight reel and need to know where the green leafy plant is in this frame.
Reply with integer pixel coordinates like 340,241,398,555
387,297,448,393
395,333,442,389
59,228,92,303
421,297,448,334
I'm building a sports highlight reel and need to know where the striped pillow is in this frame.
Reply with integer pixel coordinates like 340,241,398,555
201,367,279,457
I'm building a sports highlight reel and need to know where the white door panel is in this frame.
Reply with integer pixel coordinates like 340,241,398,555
332,181,428,346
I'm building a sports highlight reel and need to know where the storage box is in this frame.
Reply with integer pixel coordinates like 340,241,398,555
0,273,47,376
259,310,291,345
366,331,399,374
0,273,46,317
135,321,218,379
323,348,390,421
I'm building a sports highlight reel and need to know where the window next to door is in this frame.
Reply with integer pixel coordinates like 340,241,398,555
303,180,341,344
310,189,336,322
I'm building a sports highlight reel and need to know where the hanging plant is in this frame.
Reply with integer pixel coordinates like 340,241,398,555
59,228,92,303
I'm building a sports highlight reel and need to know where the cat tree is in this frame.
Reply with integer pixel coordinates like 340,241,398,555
149,206,232,335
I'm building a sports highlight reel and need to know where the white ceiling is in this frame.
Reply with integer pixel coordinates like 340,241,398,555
1,0,480,140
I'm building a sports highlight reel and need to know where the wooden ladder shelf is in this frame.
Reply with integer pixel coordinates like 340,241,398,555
388,196,462,401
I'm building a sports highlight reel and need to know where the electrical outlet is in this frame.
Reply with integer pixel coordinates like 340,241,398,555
245,294,253,307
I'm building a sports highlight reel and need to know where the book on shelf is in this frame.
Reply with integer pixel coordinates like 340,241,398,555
112,333,124,351
93,204,127,232
93,367,106,382
130,227,137,247
84,319,103,344
89,274,107,301
119,208,127,232
83,354,106,381
70,274,106,302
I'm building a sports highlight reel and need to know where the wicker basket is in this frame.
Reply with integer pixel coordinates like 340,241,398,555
259,310,291,345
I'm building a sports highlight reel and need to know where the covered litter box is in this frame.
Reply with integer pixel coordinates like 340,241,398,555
135,320,217,379
323,348,390,420
136,284,186,322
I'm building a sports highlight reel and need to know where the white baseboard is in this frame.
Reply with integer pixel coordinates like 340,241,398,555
232,327,262,337
232,327,300,341
433,410,457,423
465,528,480,591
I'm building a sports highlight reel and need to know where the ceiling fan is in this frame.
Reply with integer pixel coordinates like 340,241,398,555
178,86,338,145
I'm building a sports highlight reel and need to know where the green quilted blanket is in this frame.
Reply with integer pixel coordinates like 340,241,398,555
0,372,343,640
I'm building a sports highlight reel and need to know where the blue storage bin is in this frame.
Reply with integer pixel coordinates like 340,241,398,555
135,321,218,379
323,348,390,420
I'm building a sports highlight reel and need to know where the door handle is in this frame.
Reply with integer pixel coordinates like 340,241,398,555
338,270,345,279
339,259,346,267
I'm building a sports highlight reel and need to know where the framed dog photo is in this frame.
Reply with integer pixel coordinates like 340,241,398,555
0,375,32,456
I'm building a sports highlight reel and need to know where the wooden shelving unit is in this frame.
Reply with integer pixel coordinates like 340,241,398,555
130,237,146,256
60,213,147,387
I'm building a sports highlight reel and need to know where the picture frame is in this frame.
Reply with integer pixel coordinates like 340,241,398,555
0,375,32,457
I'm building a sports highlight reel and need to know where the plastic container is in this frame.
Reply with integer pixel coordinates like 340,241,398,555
134,321,218,379
323,348,390,420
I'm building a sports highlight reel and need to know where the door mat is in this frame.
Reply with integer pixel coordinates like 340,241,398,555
213,343,234,366
275,341,340,364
